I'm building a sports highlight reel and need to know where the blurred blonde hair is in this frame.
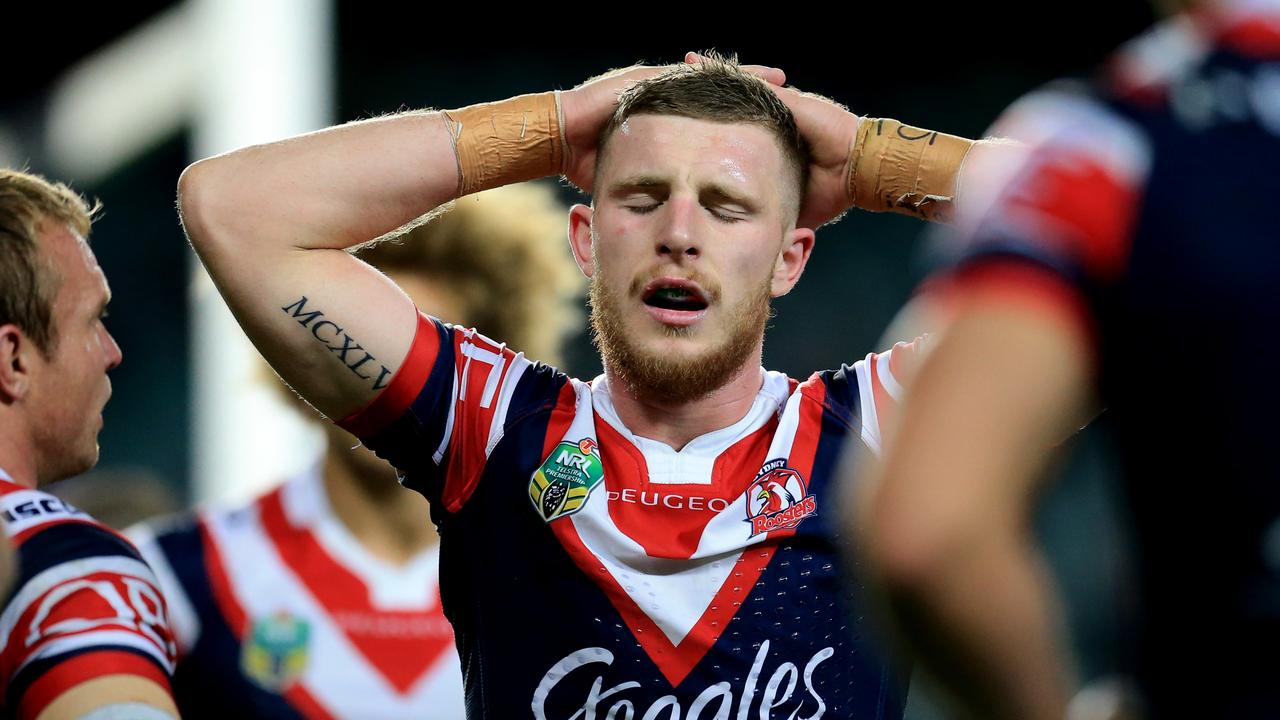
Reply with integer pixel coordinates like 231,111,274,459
360,181,582,367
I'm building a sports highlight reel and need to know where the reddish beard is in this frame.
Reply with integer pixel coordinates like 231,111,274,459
588,268,773,405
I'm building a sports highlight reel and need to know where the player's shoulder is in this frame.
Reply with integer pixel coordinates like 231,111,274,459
799,337,931,446
343,314,570,439
989,81,1152,176
0,481,174,656
0,482,154,597
0,486,176,717
1102,14,1212,107
2,485,155,596
808,337,929,396
127,482,282,567
126,502,255,660
0,479,101,546
125,507,208,585
1103,6,1280,107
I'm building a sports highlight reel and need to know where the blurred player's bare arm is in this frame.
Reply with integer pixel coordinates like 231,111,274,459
36,676,178,720
859,299,1093,719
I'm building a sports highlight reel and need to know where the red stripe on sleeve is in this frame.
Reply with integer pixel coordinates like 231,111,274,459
539,381,579,462
339,313,440,439
284,683,337,720
1007,156,1141,281
1217,17,1280,58
16,649,171,720
198,518,248,638
11,518,105,547
787,387,825,484
952,261,1097,349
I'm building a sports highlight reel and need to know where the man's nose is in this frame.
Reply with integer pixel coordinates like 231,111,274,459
102,326,123,371
656,195,700,260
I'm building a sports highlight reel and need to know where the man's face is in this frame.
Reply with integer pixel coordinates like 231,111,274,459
574,114,810,403
27,225,121,483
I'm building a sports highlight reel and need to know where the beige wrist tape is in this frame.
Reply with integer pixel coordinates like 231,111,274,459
441,91,565,196
847,117,975,223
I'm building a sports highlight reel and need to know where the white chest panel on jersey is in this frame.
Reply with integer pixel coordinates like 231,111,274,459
204,475,464,720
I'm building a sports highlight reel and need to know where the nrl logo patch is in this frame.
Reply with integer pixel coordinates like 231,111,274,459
529,438,603,522
744,458,818,537
242,611,310,690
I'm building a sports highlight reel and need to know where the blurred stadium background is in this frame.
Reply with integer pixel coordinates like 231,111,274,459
3,3,1158,716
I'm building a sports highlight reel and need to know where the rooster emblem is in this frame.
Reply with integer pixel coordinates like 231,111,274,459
744,461,817,536
752,473,799,515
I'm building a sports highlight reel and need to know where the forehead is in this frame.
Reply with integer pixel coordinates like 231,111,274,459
600,115,785,195
42,223,109,304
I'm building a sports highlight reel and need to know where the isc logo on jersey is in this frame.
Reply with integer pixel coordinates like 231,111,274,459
0,490,88,536
744,459,817,537
529,438,604,522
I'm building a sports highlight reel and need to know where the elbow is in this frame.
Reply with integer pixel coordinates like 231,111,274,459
177,157,236,259
176,159,213,250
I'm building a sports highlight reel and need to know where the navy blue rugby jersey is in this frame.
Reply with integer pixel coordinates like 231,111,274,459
0,471,176,719
337,313,925,719
948,1,1280,713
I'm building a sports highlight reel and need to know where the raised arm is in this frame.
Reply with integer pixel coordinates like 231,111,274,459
177,65,751,420
179,110,453,420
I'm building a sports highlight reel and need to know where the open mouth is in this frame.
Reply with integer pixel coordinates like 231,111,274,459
642,283,709,313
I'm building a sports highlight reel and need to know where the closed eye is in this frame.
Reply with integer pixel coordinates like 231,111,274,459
707,205,747,223
701,187,754,224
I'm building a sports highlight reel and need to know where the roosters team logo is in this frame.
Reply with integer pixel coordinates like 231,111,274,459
744,459,817,537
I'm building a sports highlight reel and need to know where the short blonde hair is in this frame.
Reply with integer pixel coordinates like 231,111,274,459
360,181,583,366
0,169,100,354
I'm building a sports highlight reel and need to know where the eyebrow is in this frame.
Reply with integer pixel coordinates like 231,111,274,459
606,175,669,196
700,185,756,211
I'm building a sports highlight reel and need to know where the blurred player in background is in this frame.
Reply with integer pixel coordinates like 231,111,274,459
130,182,582,718
0,169,178,719
857,1,1280,717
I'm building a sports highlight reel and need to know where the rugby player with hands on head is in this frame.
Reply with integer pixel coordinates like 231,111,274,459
178,52,996,718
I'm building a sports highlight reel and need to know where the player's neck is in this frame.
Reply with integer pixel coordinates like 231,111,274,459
0,423,39,488
321,449,437,565
604,352,765,451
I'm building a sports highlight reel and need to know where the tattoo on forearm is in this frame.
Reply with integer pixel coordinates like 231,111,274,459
281,296,393,390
